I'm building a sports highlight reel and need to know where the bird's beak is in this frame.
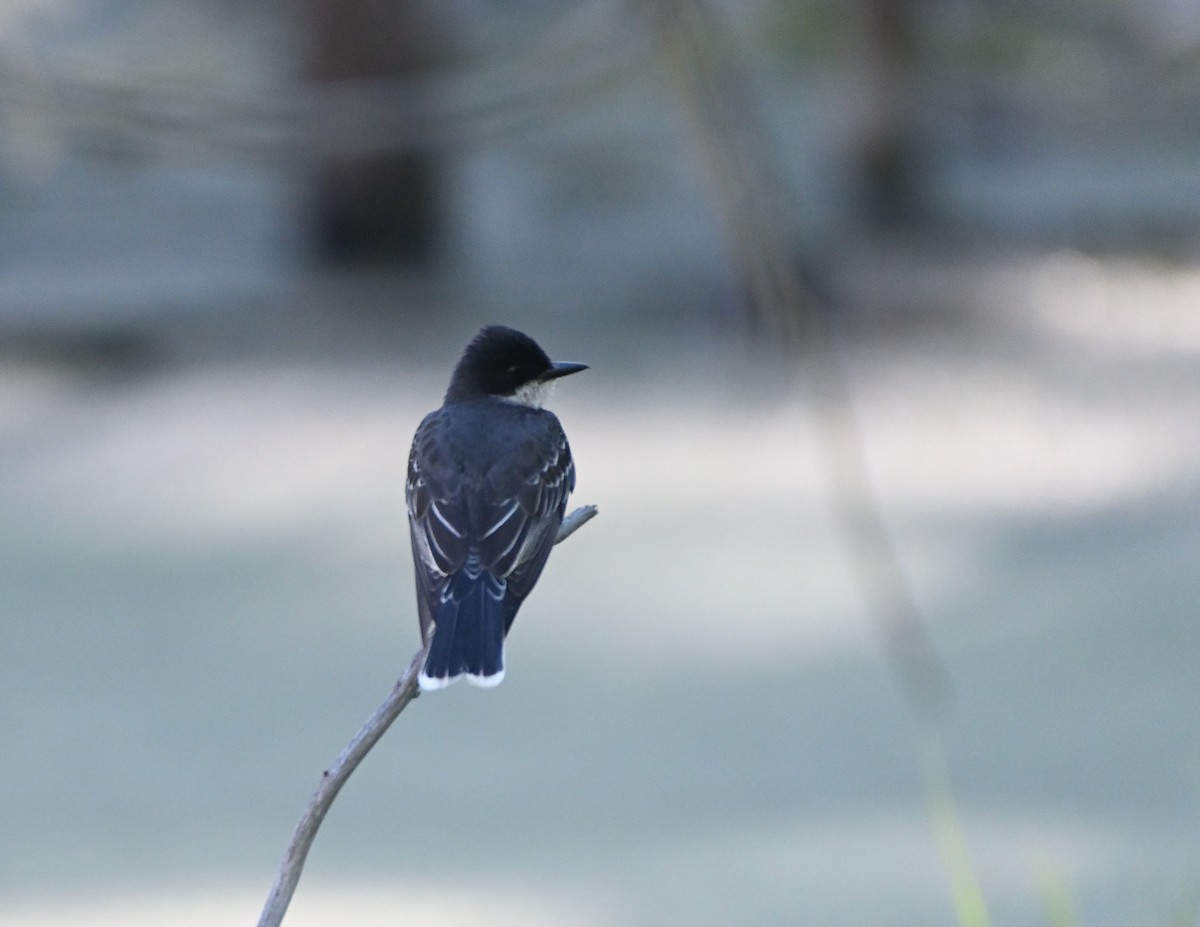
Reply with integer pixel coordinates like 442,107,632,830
541,361,589,381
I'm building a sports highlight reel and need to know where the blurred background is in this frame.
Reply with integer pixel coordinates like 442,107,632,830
1,0,1199,924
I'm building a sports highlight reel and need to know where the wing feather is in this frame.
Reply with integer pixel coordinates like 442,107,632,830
406,405,576,642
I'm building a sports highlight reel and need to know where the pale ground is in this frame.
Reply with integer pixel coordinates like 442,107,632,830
0,6,1199,920
1,249,1199,926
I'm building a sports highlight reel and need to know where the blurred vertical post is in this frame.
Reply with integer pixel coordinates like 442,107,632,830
847,0,926,227
643,0,810,342
300,0,450,267
644,0,947,712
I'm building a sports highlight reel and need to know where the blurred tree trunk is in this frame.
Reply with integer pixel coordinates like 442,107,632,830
849,0,926,228
301,0,450,266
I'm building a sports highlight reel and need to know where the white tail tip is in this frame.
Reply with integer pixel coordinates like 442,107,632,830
418,667,506,691
465,667,506,688
418,671,454,692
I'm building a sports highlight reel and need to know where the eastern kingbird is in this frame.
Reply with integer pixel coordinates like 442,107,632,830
407,326,587,691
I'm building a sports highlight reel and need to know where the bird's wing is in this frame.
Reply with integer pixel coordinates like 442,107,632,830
407,409,575,639
476,419,575,613
406,411,471,642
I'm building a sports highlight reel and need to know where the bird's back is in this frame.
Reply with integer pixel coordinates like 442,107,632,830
407,398,574,688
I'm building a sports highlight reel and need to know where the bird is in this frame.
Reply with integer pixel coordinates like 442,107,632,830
406,325,587,691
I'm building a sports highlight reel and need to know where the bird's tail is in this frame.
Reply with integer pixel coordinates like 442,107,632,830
419,570,507,691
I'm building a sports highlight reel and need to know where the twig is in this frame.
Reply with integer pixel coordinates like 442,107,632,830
255,646,427,927
256,504,598,927
554,502,598,544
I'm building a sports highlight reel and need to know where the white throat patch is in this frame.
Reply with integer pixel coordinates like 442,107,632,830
505,379,554,409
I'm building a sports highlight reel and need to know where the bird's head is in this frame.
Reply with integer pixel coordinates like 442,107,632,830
446,325,587,407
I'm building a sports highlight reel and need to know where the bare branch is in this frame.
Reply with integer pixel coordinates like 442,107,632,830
555,503,598,544
256,645,426,927
256,503,598,927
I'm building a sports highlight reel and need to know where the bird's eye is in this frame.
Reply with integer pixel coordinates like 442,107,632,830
506,364,520,376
